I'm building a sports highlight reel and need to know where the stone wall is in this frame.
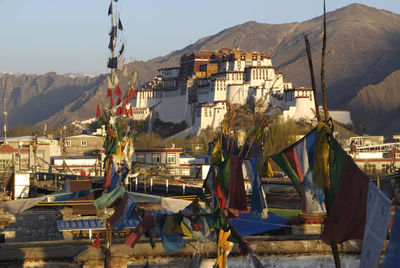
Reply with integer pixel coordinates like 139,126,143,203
2,210,62,242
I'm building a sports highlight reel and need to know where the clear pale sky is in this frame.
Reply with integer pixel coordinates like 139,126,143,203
0,0,398,75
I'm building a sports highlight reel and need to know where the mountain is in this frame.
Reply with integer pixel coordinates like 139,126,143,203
0,72,107,127
1,4,399,135
348,69,400,135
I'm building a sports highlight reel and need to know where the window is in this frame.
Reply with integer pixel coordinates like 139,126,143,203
381,163,390,173
0,159,11,169
152,153,161,164
81,140,87,146
167,154,176,164
136,153,145,163
66,140,71,146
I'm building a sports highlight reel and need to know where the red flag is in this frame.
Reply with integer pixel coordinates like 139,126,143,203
96,105,101,118
110,95,114,107
114,84,122,96
125,212,154,248
320,158,369,244
91,233,101,248
254,114,259,123
263,115,268,126
80,171,86,176
128,106,133,117
228,156,247,210
117,95,121,105
107,88,112,97
122,104,127,116
116,107,122,116
103,160,112,188
128,87,137,99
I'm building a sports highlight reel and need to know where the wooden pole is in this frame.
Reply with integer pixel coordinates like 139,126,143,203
304,34,321,122
105,221,112,268
321,0,329,121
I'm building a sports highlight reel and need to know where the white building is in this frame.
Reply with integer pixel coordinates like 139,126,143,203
131,48,352,134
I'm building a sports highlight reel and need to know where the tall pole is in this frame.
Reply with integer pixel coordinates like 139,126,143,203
105,2,114,267
304,34,321,122
3,96,7,144
321,0,329,121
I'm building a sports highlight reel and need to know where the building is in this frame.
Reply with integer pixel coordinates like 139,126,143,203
64,134,103,157
132,148,183,176
0,136,60,172
345,135,400,175
131,48,352,135
50,156,101,176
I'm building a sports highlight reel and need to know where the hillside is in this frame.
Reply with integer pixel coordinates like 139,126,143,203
348,70,400,135
1,4,399,135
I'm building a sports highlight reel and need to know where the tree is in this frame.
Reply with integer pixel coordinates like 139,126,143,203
263,116,301,155
135,133,164,148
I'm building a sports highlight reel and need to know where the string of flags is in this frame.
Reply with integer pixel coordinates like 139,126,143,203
271,120,400,267
91,0,400,266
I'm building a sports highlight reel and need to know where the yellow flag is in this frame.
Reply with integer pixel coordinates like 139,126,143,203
210,137,223,165
313,121,331,190
258,156,274,177
181,222,193,237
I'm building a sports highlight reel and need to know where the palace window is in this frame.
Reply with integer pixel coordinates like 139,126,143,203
136,153,145,163
66,140,71,146
167,154,176,164
81,140,87,147
152,153,161,164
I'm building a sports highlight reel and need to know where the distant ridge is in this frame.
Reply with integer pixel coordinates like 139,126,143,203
1,4,399,135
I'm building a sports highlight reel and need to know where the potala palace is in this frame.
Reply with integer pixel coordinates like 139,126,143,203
131,48,351,135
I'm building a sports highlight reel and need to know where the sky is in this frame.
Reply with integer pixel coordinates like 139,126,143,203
0,0,399,75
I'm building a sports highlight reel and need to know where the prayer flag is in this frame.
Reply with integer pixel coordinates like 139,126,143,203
118,18,123,30
218,156,230,200
93,185,124,210
320,156,369,244
107,57,118,69
107,76,113,89
382,207,400,267
107,88,112,97
271,126,326,213
313,122,331,191
114,84,122,96
92,233,101,248
359,182,391,268
113,74,119,87
109,26,117,38
96,104,101,118
128,88,137,99
119,44,125,56
108,3,112,15
107,192,129,227
109,95,114,108
243,158,268,219
117,57,124,71
128,105,133,117
125,211,154,248
228,156,247,211
108,36,113,50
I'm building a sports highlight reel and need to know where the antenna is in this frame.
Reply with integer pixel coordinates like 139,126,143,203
3,96,7,144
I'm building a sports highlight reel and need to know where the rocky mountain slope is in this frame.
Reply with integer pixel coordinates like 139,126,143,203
348,69,400,135
1,4,399,135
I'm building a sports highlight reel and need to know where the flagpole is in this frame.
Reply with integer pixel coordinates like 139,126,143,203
321,1,340,266
303,34,321,122
304,1,341,267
